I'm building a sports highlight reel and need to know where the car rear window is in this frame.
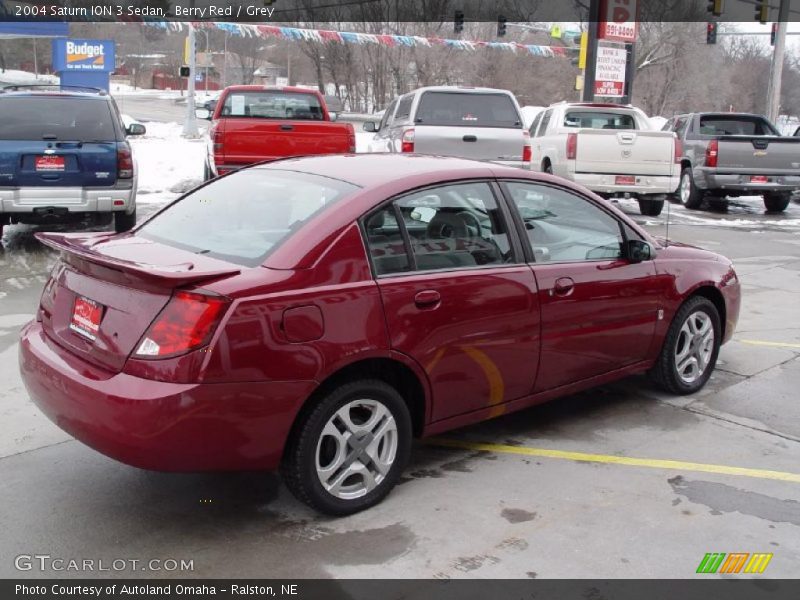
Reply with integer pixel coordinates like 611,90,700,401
564,111,637,130
414,92,522,128
137,169,358,268
698,116,778,136
220,91,324,120
0,96,117,141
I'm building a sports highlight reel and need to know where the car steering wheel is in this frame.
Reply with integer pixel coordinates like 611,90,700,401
456,211,482,237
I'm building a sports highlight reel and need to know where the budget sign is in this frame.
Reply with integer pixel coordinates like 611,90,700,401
52,39,115,72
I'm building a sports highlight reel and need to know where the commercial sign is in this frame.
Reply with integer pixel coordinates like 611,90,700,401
594,45,627,97
52,39,115,72
598,0,638,43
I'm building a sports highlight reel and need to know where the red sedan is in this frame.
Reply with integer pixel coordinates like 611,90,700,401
19,154,740,515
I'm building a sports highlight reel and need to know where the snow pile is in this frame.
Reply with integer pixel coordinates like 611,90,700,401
0,69,58,85
129,122,207,202
649,116,668,130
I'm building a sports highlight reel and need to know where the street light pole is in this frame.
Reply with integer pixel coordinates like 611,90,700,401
183,25,199,138
766,0,789,123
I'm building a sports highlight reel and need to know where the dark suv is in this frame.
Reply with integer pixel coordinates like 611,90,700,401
0,86,145,241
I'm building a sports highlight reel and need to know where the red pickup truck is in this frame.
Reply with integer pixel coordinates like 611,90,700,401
200,86,356,179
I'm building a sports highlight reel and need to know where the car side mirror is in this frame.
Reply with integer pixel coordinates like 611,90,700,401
126,123,146,136
195,108,212,120
329,112,338,122
626,239,653,263
363,121,378,133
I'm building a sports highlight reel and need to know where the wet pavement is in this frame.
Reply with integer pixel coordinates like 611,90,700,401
1,194,799,578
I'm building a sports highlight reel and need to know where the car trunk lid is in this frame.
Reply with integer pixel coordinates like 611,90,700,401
36,232,240,373
412,125,525,162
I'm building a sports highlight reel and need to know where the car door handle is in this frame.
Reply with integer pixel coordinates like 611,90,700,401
280,124,294,131
550,277,575,297
462,135,477,142
414,290,441,309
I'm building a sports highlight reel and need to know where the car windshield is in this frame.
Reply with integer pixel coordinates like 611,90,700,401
137,169,358,267
414,92,521,128
220,91,325,120
564,111,637,130
0,96,116,141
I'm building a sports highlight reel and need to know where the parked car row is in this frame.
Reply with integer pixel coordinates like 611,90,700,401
361,88,800,215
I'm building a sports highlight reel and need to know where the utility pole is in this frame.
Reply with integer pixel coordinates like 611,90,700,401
183,25,199,138
766,0,789,123
582,0,601,102
621,43,635,104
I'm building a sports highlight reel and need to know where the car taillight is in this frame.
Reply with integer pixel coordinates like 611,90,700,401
134,290,229,359
706,139,718,168
117,142,133,179
401,128,415,153
674,138,682,164
566,133,577,160
212,126,223,153
523,131,532,163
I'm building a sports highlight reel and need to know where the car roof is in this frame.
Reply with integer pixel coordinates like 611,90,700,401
253,153,525,188
407,85,516,95
219,85,321,95
0,90,109,99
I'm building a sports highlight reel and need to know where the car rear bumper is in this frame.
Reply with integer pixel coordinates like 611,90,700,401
572,173,679,195
696,170,800,193
19,320,316,472
0,183,136,215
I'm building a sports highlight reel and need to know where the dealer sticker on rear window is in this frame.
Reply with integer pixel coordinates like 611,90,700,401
69,296,103,341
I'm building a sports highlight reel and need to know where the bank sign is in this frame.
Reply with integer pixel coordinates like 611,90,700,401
52,39,115,72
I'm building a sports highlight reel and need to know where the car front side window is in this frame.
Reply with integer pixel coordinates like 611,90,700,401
505,182,624,263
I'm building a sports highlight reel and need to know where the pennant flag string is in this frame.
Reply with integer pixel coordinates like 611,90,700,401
144,21,572,58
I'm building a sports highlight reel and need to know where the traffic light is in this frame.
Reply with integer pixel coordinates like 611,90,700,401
179,65,190,77
497,15,507,37
755,0,768,24
771,22,777,45
454,10,464,34
706,0,723,17
706,22,717,45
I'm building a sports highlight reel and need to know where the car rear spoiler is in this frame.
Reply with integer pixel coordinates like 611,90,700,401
36,232,241,287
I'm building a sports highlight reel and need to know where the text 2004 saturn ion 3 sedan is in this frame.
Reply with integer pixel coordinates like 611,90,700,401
19,154,740,515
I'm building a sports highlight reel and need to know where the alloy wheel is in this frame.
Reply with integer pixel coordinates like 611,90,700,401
315,399,398,500
674,311,715,384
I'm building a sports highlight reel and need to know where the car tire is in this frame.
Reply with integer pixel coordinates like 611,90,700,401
114,207,137,233
649,296,721,395
678,168,704,209
281,379,412,516
764,192,790,212
543,161,553,175
638,197,664,217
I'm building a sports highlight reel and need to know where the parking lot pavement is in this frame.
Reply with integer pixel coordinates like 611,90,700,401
1,199,799,579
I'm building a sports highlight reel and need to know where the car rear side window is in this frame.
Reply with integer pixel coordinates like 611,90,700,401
137,169,358,267
0,97,116,141
366,182,515,275
536,109,552,136
414,92,521,128
220,91,324,120
564,111,637,130
394,94,414,121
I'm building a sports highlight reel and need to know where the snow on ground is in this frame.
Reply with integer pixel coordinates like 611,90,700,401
648,116,668,130
129,122,207,203
0,70,58,85
520,106,544,129
356,131,374,153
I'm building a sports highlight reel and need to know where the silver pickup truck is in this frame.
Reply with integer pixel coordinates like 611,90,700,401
664,112,800,212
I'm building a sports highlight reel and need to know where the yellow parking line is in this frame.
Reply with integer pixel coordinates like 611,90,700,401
738,339,800,350
427,438,800,484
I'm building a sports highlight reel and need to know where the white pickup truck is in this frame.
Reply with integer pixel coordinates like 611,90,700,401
529,102,680,216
